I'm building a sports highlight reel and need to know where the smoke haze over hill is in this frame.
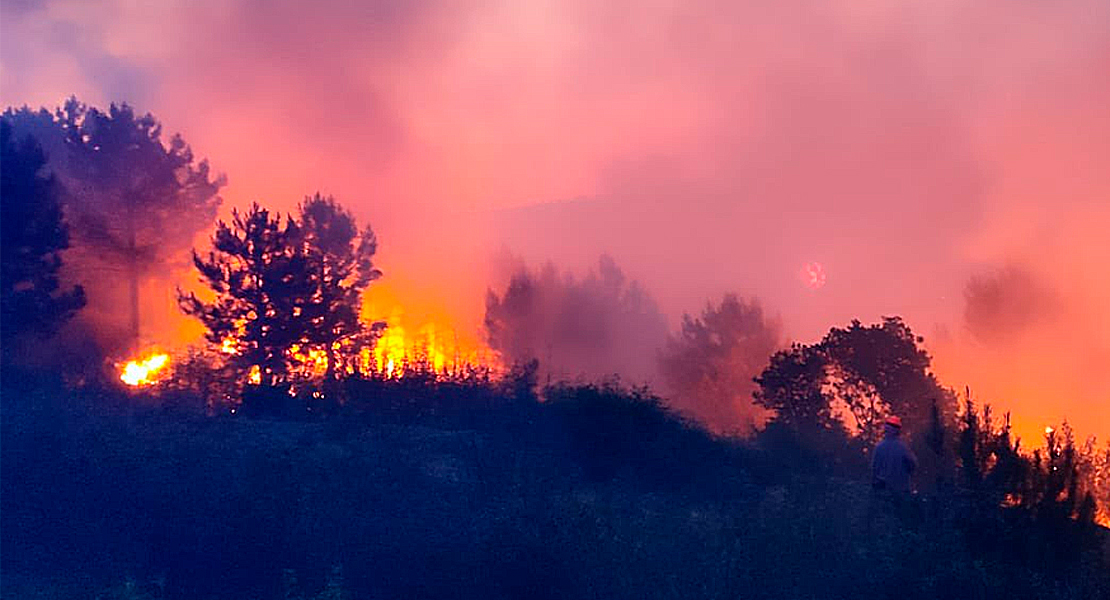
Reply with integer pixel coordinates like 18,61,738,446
3,0,1108,440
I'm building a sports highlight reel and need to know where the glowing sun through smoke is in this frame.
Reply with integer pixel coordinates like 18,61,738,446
802,262,827,290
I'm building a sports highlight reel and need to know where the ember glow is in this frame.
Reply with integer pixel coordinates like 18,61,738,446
119,353,170,387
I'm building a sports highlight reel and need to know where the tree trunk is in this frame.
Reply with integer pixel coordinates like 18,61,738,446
325,346,336,381
127,202,140,353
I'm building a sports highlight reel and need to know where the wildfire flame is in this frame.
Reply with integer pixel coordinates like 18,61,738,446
367,316,494,379
120,352,170,386
212,310,500,385
358,287,502,380
120,282,500,387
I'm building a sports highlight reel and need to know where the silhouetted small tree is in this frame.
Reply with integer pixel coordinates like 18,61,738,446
180,196,380,390
0,120,86,359
958,397,985,492
922,397,956,493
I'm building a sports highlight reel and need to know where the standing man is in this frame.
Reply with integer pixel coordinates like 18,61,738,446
871,415,917,493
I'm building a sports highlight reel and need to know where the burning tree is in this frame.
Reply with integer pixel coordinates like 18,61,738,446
0,120,86,359
179,195,382,388
298,195,384,379
3,99,225,353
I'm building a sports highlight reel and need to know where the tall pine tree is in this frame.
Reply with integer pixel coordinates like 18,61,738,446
0,120,86,359
4,99,224,352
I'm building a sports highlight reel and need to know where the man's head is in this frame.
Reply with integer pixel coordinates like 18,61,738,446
884,415,902,437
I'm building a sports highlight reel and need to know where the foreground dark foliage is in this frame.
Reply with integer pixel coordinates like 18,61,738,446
2,370,1107,600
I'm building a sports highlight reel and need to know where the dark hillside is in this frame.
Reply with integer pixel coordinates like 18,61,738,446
2,373,1107,599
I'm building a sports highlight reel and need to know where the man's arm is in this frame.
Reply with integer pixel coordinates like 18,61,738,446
904,445,918,474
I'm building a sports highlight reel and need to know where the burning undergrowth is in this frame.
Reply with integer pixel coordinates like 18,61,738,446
112,193,505,410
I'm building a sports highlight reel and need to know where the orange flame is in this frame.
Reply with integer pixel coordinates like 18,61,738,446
212,298,501,385
360,282,502,380
366,313,498,379
120,352,170,386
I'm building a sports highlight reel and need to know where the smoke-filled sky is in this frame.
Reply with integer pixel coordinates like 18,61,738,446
3,0,1108,441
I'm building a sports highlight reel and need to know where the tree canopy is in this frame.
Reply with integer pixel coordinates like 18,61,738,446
755,317,955,442
3,99,224,351
0,120,86,356
179,195,381,387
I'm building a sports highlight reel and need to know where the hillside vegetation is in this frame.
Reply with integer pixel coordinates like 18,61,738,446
3,370,1107,600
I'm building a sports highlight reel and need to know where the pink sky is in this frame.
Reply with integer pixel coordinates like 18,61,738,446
3,0,1108,441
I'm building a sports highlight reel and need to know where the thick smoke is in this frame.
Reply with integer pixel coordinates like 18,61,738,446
3,0,1108,438
963,266,1059,345
658,294,783,435
485,255,668,385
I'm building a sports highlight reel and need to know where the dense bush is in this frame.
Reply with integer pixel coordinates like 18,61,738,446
2,371,1107,599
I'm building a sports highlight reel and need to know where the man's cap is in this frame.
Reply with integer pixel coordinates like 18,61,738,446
885,415,903,428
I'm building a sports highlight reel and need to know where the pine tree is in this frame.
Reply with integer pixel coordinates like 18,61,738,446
4,99,224,352
180,196,380,389
0,120,86,357
297,194,382,380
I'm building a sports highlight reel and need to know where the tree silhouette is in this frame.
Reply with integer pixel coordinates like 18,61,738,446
3,99,224,352
753,343,834,432
297,194,383,379
659,293,782,434
0,120,86,357
754,317,955,443
950,402,1104,571
822,317,956,442
179,196,380,387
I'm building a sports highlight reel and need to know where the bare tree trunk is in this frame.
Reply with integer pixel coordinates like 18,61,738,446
127,202,140,353
320,261,336,382
325,343,336,381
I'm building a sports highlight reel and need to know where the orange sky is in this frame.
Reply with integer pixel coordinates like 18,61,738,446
2,0,1107,442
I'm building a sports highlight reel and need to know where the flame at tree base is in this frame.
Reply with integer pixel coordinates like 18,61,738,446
120,352,170,386
119,284,502,391
210,315,501,387
363,317,501,380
